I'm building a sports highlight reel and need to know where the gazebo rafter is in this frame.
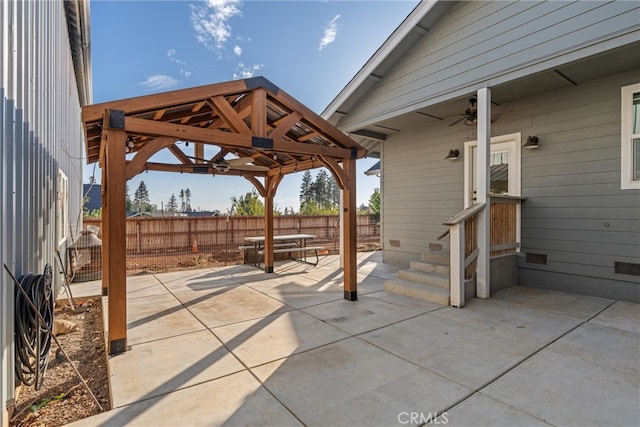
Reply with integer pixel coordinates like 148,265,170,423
82,76,366,355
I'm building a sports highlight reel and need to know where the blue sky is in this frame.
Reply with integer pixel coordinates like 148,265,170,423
87,0,419,213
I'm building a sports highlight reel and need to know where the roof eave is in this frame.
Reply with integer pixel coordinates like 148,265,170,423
320,0,440,125
65,0,92,106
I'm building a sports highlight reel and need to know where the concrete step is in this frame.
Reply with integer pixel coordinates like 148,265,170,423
398,269,449,289
410,261,449,276
422,251,450,265
384,279,449,306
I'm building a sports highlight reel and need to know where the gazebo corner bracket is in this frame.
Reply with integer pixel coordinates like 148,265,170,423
252,136,273,149
108,109,125,129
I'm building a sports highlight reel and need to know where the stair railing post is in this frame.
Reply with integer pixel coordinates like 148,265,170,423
449,222,465,308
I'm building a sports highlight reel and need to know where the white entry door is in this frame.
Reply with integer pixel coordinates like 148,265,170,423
464,133,521,208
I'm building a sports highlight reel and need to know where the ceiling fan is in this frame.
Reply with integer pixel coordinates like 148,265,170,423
448,97,478,127
185,155,270,173
446,97,505,127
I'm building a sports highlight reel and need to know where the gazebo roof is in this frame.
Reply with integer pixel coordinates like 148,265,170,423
82,77,366,180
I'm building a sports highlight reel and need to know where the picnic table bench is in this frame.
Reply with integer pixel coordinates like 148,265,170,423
240,234,325,267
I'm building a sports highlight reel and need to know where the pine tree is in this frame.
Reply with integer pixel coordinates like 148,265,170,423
299,169,339,214
125,184,133,212
185,188,192,212
133,181,150,213
179,189,185,212
300,170,313,206
167,194,178,212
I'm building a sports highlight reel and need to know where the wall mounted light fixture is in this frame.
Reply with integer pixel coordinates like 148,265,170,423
524,136,539,149
445,149,460,160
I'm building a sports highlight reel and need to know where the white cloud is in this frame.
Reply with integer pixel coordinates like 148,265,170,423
233,45,242,56
167,48,187,65
319,14,340,51
190,0,242,51
140,74,179,90
232,62,263,80
168,49,191,77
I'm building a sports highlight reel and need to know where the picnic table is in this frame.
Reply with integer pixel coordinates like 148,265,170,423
240,234,324,267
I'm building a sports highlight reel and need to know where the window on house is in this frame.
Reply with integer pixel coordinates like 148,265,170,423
490,151,509,195
621,83,640,189
57,170,69,246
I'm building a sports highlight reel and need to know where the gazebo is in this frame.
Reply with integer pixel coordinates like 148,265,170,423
81,77,366,354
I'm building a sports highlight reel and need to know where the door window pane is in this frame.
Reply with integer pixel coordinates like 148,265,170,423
633,93,640,134
490,150,509,195
633,94,640,181
634,138,640,181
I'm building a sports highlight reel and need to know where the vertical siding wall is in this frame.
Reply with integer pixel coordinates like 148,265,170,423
1,1,84,422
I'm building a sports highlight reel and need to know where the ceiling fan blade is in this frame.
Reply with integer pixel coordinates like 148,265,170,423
416,111,444,121
184,154,211,163
231,164,270,172
448,116,466,127
227,157,255,166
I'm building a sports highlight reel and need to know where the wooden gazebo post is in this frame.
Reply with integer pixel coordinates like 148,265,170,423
264,179,275,273
102,109,128,355
100,166,109,297
342,156,358,301
319,155,358,301
251,88,278,273
262,174,283,273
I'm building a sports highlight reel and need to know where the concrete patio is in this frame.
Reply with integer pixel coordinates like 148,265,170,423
66,251,639,427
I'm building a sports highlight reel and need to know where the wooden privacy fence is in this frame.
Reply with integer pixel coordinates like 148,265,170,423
490,196,523,257
82,215,380,275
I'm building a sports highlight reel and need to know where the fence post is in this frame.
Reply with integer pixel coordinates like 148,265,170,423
136,220,141,254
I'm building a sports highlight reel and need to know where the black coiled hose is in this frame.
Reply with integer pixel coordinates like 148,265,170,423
14,264,54,390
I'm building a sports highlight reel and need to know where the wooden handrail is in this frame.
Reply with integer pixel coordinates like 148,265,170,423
443,203,485,226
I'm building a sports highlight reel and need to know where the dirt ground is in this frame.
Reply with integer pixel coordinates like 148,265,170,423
124,242,380,276
10,298,111,427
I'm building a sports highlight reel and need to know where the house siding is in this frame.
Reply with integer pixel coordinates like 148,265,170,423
517,69,640,302
381,123,467,265
1,1,85,424
380,69,640,301
339,0,640,132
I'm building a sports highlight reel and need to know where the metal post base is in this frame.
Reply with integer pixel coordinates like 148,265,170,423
344,290,357,301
